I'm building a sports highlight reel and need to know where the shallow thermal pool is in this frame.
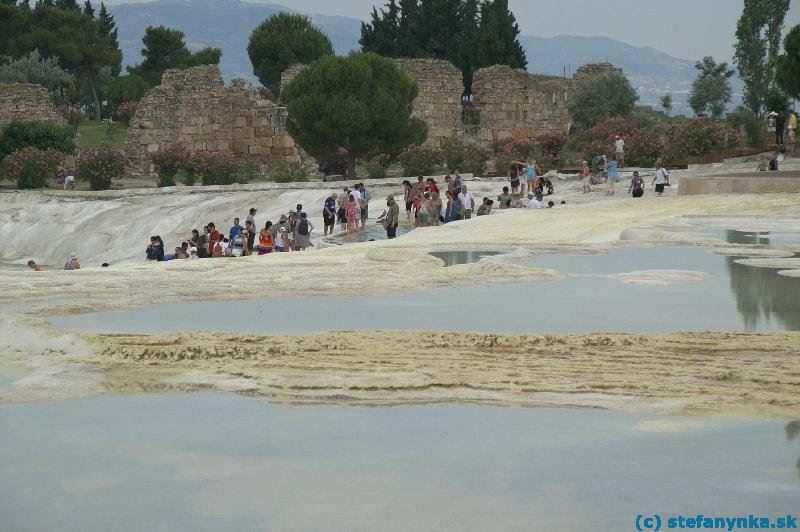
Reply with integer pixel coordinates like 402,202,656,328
325,219,414,244
0,393,797,532
53,246,800,334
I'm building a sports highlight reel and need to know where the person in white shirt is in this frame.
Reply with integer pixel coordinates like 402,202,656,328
614,135,625,168
526,192,545,209
458,184,475,219
652,163,669,196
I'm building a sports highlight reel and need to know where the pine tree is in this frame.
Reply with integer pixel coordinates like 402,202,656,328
83,0,93,18
477,0,526,69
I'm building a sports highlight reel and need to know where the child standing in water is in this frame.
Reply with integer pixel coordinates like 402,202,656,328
346,194,358,233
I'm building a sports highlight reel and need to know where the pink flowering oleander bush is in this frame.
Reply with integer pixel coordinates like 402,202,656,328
116,100,139,125
399,144,443,176
441,138,488,175
564,118,661,167
187,151,245,186
151,141,190,187
535,132,568,170
663,118,742,161
77,144,127,190
0,146,62,189
495,137,535,159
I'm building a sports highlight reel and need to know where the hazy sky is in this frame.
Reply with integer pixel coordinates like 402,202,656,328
105,0,800,62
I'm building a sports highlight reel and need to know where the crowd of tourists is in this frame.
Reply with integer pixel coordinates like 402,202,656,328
143,205,319,262
37,121,800,270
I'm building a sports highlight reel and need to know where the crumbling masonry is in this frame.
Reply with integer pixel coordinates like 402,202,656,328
0,83,66,129
125,65,299,175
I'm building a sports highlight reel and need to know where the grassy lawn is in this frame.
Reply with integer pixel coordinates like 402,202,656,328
77,121,128,149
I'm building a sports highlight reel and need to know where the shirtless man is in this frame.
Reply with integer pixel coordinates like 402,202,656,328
27,260,45,271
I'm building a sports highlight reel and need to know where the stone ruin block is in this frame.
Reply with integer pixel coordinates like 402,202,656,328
125,65,299,176
0,83,66,129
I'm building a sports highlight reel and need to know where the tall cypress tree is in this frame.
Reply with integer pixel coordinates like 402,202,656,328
477,0,526,70
97,1,119,73
417,0,461,59
734,0,791,114
359,0,400,57
55,0,79,9
455,0,479,93
83,0,93,17
397,0,420,57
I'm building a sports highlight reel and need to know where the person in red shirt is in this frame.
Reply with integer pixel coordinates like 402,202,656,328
426,177,439,194
207,222,220,256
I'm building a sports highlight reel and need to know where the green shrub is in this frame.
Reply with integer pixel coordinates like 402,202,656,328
77,144,127,190
363,154,390,179
441,138,489,175
0,146,62,188
0,120,76,160
187,151,244,186
267,159,308,183
180,170,196,186
398,145,443,176
726,107,765,148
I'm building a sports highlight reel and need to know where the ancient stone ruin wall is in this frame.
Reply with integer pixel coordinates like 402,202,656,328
470,65,573,145
125,65,298,175
0,83,66,129
391,59,463,147
573,62,623,80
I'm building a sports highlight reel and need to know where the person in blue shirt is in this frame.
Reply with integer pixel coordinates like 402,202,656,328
229,218,244,241
606,158,619,196
323,193,337,236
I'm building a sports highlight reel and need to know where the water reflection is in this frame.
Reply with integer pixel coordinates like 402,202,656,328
326,221,413,244
724,231,800,330
429,251,502,266
1,394,798,532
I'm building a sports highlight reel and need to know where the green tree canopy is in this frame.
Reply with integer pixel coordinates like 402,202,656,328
734,0,791,114
360,0,526,95
568,72,639,130
282,52,427,176
11,4,121,121
660,94,673,116
247,13,334,89
107,73,148,111
688,56,734,118
0,49,73,96
776,24,800,101
128,26,221,87
477,0,526,70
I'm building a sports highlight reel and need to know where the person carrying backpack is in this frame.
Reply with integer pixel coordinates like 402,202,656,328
294,212,314,251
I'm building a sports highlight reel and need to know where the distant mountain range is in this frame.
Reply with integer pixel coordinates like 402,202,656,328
111,0,362,81
110,0,734,115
